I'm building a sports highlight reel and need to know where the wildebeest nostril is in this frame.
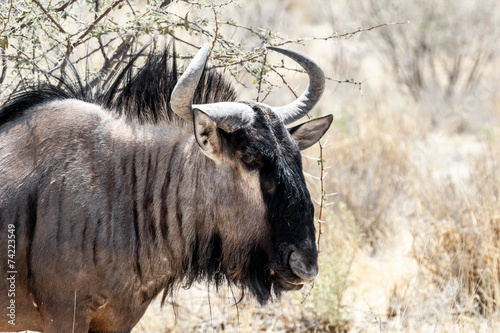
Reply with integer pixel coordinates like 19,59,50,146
288,251,318,281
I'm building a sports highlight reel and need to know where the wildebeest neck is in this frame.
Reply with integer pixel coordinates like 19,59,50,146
105,121,271,296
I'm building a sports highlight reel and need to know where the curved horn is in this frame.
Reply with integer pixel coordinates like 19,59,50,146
170,44,255,132
170,44,210,122
266,46,325,124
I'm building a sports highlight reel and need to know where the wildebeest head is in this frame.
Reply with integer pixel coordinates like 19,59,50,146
170,45,333,302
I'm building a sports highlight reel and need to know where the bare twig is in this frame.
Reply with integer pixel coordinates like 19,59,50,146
273,64,364,89
74,0,125,48
88,38,134,88
125,0,136,16
316,139,327,253
94,0,110,64
73,36,121,65
269,66,299,98
0,54,21,59
210,54,262,68
0,49,7,85
162,12,216,43
54,0,78,12
59,0,125,80
59,40,73,83
274,21,409,46
223,20,269,41
256,52,267,102
167,33,200,50
0,0,14,36
31,0,67,34
210,6,219,53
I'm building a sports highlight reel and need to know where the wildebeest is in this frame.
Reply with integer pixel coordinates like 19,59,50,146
0,44,333,332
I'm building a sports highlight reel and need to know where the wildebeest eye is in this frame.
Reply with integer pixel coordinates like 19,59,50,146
242,154,259,167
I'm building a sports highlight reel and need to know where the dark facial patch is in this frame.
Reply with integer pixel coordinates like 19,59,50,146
225,104,318,296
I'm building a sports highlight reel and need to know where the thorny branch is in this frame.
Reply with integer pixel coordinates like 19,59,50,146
0,0,14,36
210,54,261,68
274,21,409,46
95,0,110,65
0,49,7,85
74,0,126,48
54,0,78,12
256,52,267,102
59,0,126,80
31,0,67,34
210,6,219,54
315,139,327,253
88,37,134,88
273,64,364,90
167,33,201,50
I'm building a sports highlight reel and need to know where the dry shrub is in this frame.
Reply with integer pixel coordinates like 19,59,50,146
302,207,356,331
356,0,498,105
414,143,500,316
323,109,415,249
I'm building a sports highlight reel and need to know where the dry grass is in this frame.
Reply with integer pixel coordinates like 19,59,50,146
413,146,500,316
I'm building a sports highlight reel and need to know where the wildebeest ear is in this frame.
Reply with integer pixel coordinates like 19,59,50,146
288,114,333,151
193,108,222,160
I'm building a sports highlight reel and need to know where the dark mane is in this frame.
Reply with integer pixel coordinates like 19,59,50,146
0,83,85,126
0,47,238,127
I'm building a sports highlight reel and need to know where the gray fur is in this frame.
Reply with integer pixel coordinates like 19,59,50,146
0,100,269,332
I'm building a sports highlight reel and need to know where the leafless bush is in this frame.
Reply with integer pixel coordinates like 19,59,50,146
321,110,415,250
355,0,498,104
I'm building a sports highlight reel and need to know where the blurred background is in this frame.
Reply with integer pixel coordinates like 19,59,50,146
1,0,500,331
